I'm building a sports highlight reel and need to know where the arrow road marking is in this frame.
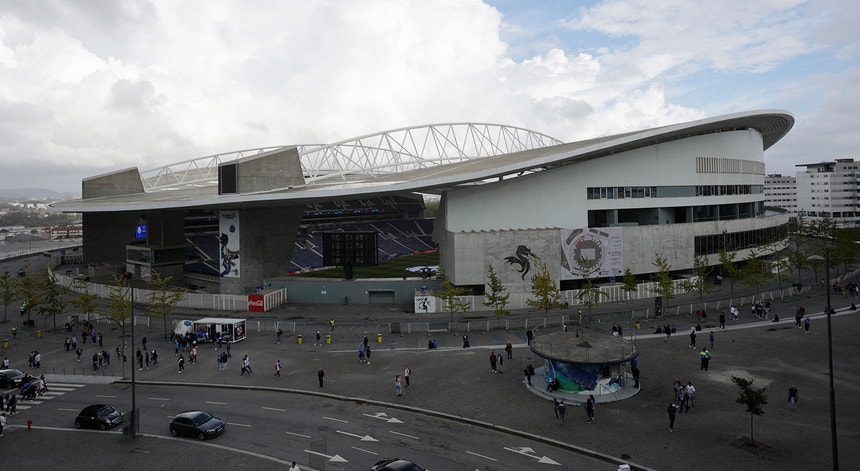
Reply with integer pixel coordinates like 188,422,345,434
363,412,404,423
336,430,378,441
504,446,561,465
303,450,348,463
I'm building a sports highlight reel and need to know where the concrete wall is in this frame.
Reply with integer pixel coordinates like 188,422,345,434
82,212,141,268
237,147,305,192
264,277,438,305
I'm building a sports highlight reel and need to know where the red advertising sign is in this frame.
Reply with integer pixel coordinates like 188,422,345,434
247,294,265,312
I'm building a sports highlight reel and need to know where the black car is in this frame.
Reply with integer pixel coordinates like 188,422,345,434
75,404,124,430
169,410,225,440
0,369,30,388
369,458,426,471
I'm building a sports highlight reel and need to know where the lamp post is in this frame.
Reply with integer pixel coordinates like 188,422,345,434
809,249,838,470
128,272,150,439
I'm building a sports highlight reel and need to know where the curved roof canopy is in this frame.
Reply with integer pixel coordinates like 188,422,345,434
52,110,793,212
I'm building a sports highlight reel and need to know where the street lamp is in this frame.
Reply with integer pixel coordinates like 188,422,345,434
809,249,838,470
128,272,150,439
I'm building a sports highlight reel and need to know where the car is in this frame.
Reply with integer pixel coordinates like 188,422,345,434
169,410,225,440
369,458,426,471
0,369,31,388
75,404,124,430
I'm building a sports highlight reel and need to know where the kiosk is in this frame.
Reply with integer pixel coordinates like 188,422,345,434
193,317,247,343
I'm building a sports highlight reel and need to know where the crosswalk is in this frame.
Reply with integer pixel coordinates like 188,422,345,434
9,383,86,410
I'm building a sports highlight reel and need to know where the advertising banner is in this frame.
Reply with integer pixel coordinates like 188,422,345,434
248,294,265,312
219,211,241,277
560,227,623,280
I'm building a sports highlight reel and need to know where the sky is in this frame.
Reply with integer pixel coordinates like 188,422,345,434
1,0,857,194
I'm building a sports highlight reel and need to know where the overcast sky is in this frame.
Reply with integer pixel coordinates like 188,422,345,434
1,0,857,194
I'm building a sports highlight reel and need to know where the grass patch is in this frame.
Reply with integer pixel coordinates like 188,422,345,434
293,252,439,279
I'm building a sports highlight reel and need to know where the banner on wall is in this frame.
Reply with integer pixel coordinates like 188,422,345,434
219,211,241,277
560,227,623,280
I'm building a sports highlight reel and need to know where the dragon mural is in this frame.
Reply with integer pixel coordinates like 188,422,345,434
505,245,535,280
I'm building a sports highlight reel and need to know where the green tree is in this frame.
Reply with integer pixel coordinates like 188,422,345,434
483,264,510,321
738,248,774,302
70,278,99,322
16,263,44,327
145,271,188,340
572,257,606,320
435,269,470,323
649,254,675,310
526,258,562,317
679,254,717,310
620,268,638,302
732,376,768,448
718,236,742,299
104,275,133,377
0,271,18,323
37,270,71,331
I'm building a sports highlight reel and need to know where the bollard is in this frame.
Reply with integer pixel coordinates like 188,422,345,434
377,333,382,343
297,334,303,344
326,334,332,345
36,330,42,339
1,339,7,349
27,419,33,430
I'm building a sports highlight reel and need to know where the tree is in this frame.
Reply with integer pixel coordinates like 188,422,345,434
37,270,71,331
104,275,133,377
482,264,510,321
649,254,675,309
526,258,562,317
145,271,188,340
679,254,717,310
16,263,44,327
718,237,742,299
0,271,18,323
738,248,774,302
572,257,606,320
70,278,99,322
435,270,470,323
731,376,768,448
620,268,638,302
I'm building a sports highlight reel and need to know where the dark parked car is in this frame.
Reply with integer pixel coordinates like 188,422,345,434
0,369,31,388
75,404,124,430
169,410,225,440
370,458,426,471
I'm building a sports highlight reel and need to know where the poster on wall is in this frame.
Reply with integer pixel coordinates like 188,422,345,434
560,227,623,280
219,211,241,277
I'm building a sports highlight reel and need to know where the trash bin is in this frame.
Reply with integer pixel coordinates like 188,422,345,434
634,321,641,330
377,333,383,343
36,330,42,339
326,334,332,345
297,334,303,344
1,339,8,349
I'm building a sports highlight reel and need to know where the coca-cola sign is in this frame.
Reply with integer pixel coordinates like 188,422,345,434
248,295,265,312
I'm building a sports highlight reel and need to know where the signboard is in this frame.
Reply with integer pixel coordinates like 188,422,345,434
248,294,265,312
219,211,240,277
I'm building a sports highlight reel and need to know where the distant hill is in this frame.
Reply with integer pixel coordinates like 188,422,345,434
0,188,79,201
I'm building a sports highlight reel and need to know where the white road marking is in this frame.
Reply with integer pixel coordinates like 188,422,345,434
57,408,79,412
363,412,404,423
286,431,311,439
262,406,286,412
389,430,419,440
206,401,228,405
303,449,348,463
96,394,118,398
323,416,349,423
147,397,170,401
504,446,561,465
351,446,378,455
336,430,378,441
466,450,498,461
228,422,252,428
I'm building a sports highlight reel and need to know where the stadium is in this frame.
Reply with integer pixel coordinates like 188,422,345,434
52,110,794,308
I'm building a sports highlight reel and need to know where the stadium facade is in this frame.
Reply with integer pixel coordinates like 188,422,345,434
52,110,794,305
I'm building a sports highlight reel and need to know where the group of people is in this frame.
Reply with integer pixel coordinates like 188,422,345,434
552,395,595,424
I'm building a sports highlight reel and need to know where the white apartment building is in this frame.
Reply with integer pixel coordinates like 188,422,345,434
795,159,860,228
764,174,797,215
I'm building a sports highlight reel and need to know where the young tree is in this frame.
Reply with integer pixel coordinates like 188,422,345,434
650,254,675,309
738,248,775,302
0,271,18,323
104,275,133,376
16,263,44,328
145,270,188,340
37,270,71,331
620,268,638,303
526,258,563,317
70,278,99,322
483,264,510,321
732,376,768,448
572,257,606,320
435,270,470,323
718,238,742,300
679,254,717,310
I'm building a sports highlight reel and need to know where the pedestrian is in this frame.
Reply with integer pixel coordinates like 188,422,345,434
8,394,17,415
557,400,567,424
92,353,99,371
178,355,185,373
553,398,560,418
315,331,322,347
241,355,251,375
136,348,143,370
363,336,369,349
329,318,335,331
75,347,82,362
788,384,799,410
689,327,697,348
276,329,283,344
489,352,497,373
98,333,103,347
631,365,640,388
288,462,300,471
664,324,671,343
463,334,470,348
526,330,533,346
585,395,596,423
274,360,282,377
498,354,504,373
358,345,366,363
668,402,678,432
684,382,696,411
718,311,726,329
144,351,150,369
524,367,532,386
151,349,158,367
505,341,513,360
216,353,223,371
71,335,77,350
404,365,411,387
0,357,7,369
700,348,711,371
0,411,6,436
395,375,403,397
174,339,180,355
365,345,372,364
804,316,810,333
318,368,324,387
226,341,231,357
709,331,715,349
64,337,71,351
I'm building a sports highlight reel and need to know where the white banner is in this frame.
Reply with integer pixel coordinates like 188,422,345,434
219,211,241,277
560,227,623,280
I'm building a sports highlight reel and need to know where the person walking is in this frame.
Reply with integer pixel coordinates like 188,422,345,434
288,462,300,471
0,411,6,436
395,375,403,397
329,319,335,331
177,355,185,373
689,328,697,349
557,400,567,424
668,402,678,432
804,316,810,333
631,365,640,389
463,334,470,348
497,354,504,373
151,349,158,367
489,352,497,373
684,382,696,411
505,341,513,360
664,324,672,343
404,366,411,387
317,368,324,387
585,395,596,423
718,311,726,329
788,384,799,410
276,329,283,344
241,355,252,375
358,345,366,364
365,344,372,364
315,331,322,347
136,348,144,371
274,360,282,377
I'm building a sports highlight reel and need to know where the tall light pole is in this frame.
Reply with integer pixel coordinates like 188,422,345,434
810,249,838,470
129,279,138,438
